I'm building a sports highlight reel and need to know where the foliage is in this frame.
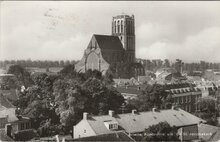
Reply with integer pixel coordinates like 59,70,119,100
0,59,77,68
127,84,172,111
7,64,33,88
195,97,219,126
13,129,38,141
12,65,125,136
143,121,179,141
53,69,124,131
59,64,76,77
20,73,60,131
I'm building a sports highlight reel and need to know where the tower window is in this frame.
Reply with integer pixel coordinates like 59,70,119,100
121,20,123,33
115,21,116,33
117,21,120,33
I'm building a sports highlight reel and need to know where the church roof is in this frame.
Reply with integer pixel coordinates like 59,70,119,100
93,34,124,51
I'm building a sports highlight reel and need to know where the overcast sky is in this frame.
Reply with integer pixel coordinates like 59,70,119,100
1,1,220,62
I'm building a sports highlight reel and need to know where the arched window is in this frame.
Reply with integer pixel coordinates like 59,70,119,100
121,20,123,33
117,21,120,33
114,21,117,33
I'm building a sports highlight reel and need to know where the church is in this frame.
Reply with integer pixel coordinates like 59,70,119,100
75,14,144,78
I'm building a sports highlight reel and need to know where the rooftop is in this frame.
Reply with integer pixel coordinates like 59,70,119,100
0,94,15,109
93,34,124,51
80,108,205,135
73,131,135,141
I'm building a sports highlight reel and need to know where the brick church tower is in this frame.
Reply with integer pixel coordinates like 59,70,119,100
112,14,135,63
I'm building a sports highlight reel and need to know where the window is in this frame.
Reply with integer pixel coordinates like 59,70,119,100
117,21,120,33
21,123,25,130
26,122,30,129
0,118,6,128
84,129,86,133
121,20,123,33
177,97,179,104
115,21,116,33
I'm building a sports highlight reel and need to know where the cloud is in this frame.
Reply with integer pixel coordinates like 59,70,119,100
1,1,220,62
137,26,220,62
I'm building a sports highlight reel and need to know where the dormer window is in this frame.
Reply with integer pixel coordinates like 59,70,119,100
104,121,118,130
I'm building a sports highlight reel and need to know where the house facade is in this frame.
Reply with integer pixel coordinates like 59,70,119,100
73,107,205,141
0,94,32,140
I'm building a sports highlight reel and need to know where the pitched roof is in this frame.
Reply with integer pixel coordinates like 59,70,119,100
0,129,14,141
116,87,142,95
0,89,18,102
0,94,15,109
198,123,220,141
0,108,18,122
73,131,135,141
84,108,205,135
94,34,124,51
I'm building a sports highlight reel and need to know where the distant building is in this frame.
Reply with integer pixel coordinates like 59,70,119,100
155,68,186,84
73,108,205,141
116,86,141,100
167,87,202,113
0,94,32,140
75,14,144,78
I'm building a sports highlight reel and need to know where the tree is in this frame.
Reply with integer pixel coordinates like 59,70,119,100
127,84,172,111
7,64,33,88
53,70,124,131
196,96,219,126
164,59,170,68
143,121,179,141
19,73,60,133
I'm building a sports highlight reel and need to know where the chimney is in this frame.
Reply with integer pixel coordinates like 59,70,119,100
152,107,159,112
132,109,137,115
83,112,88,120
109,110,115,117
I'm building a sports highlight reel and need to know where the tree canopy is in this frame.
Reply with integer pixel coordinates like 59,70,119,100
126,84,172,112
143,121,179,141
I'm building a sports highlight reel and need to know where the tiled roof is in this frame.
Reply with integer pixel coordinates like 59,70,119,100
0,89,18,102
73,131,135,141
209,129,220,141
0,129,14,141
0,94,15,109
116,87,142,95
94,34,124,51
198,123,220,141
84,108,205,135
0,108,18,122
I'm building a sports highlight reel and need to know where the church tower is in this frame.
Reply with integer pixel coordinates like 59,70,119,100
112,14,135,63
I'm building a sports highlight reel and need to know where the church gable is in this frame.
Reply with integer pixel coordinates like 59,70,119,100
87,35,99,51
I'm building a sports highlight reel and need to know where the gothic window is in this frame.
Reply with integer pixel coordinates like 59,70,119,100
115,21,117,33
131,21,134,34
121,20,123,33
127,37,129,49
117,21,120,33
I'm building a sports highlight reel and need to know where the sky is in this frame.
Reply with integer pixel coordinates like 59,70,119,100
1,1,220,62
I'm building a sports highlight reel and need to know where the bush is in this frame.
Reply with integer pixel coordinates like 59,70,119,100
14,129,38,141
